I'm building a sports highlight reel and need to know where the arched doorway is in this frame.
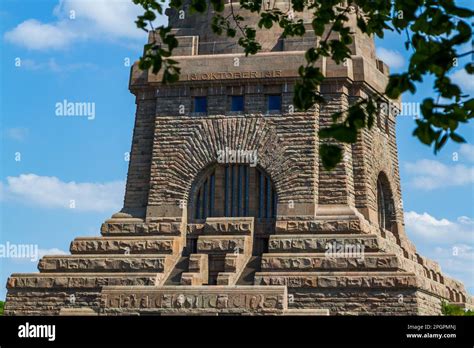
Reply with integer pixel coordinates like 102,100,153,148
188,163,277,256
376,172,396,232
190,164,277,221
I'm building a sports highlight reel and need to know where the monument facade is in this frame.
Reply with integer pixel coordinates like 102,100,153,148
5,1,472,315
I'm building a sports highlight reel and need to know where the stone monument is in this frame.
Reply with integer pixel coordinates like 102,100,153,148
5,1,472,315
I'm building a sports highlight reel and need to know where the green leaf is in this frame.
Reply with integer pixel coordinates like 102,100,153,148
169,0,183,8
356,16,367,32
320,144,343,170
434,133,448,153
305,48,319,63
190,0,207,13
312,18,326,36
143,10,156,21
465,63,474,74
319,124,358,143
450,132,466,143
210,0,224,12
413,120,435,145
292,0,305,12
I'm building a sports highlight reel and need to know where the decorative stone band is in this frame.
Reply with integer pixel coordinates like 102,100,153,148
144,52,323,84
37,255,173,273
204,217,254,235
100,285,288,315
7,273,159,289
70,236,180,255
253,271,467,304
254,272,418,288
268,234,381,253
275,218,373,234
260,253,400,271
101,222,184,236
187,222,255,236
197,235,249,254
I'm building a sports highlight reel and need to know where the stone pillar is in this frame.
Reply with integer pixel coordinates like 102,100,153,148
317,82,355,214
122,89,156,218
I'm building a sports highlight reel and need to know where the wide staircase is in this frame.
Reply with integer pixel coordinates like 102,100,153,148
5,219,184,315
5,215,470,315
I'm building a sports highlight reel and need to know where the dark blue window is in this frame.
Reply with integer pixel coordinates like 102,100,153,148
267,95,281,112
194,96,207,113
231,95,244,112
196,165,276,220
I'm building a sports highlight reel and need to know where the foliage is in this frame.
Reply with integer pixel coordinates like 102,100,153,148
133,0,473,169
441,301,474,316
0,300,4,315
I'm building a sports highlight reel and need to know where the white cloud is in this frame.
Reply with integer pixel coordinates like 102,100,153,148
4,19,77,50
405,211,473,244
1,174,124,212
4,127,29,141
38,248,68,258
0,182,5,201
459,143,474,163
20,58,97,73
405,211,474,292
431,244,474,290
4,0,161,50
376,47,405,69
404,159,474,190
451,69,474,92
54,0,146,40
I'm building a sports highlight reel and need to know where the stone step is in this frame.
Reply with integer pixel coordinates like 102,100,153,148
216,254,250,286
59,308,98,316
283,308,330,316
7,273,160,289
254,271,417,288
181,254,208,286
38,255,174,273
268,234,380,253
260,253,400,272
70,236,180,255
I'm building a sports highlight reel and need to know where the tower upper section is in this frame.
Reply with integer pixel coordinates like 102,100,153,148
157,0,381,68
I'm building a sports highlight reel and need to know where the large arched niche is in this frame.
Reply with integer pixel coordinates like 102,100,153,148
187,162,278,222
186,162,278,255
376,171,397,235
146,117,304,216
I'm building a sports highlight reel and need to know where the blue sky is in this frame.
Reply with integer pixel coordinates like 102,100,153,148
0,0,473,300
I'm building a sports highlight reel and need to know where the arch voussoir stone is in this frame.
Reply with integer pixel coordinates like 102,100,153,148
147,116,309,208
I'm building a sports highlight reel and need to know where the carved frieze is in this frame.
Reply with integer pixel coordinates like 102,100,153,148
100,286,287,313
